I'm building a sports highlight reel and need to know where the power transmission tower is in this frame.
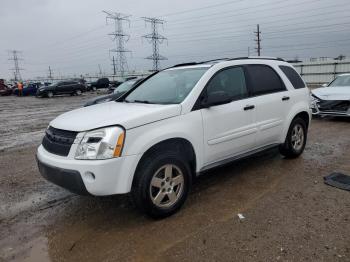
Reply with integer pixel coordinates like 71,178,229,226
112,56,117,75
8,50,24,81
254,24,261,56
103,10,131,77
142,17,167,71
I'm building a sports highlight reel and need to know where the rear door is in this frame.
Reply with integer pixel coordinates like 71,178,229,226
201,66,257,165
245,64,289,147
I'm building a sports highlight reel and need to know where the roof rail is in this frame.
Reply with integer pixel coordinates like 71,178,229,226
172,62,198,67
197,58,231,64
169,56,285,69
229,56,285,61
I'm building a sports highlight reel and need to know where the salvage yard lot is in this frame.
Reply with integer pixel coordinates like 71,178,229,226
0,94,349,261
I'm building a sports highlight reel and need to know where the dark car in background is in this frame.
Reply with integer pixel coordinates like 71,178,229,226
87,78,109,91
84,78,144,107
108,80,123,93
0,79,12,96
13,83,40,96
36,80,85,98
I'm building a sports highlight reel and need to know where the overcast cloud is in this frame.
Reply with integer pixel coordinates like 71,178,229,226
1,0,350,79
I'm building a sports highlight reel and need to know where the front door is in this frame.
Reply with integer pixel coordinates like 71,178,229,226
201,66,257,165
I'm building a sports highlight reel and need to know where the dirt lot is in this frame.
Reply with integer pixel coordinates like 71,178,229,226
0,94,349,262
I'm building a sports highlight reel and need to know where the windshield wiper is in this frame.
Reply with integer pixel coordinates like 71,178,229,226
124,99,154,104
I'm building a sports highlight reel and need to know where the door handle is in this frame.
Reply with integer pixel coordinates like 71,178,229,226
282,96,290,101
244,105,255,111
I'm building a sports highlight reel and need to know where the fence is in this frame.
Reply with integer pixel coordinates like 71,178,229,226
292,60,350,88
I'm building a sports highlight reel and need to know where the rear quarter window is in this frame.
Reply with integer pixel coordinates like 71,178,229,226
279,65,306,89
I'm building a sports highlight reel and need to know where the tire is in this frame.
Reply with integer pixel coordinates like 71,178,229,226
279,117,307,158
131,149,192,219
75,89,82,96
92,86,97,91
47,91,53,98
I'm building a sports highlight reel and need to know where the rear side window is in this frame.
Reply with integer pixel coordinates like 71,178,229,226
246,65,286,96
279,65,305,89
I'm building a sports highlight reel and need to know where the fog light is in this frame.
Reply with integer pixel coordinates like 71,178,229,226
84,171,95,182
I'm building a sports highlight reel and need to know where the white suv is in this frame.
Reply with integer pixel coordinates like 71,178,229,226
37,57,311,218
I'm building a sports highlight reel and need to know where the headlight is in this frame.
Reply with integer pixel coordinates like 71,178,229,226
75,126,125,160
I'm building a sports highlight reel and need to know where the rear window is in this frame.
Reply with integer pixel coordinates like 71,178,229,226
246,65,286,96
279,65,305,89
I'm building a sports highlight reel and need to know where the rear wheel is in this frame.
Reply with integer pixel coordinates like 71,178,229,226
279,117,307,158
131,150,191,219
75,89,82,96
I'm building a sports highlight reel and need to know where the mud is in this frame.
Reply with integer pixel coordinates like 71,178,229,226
0,95,349,261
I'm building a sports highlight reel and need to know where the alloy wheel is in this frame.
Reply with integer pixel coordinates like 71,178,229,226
149,164,184,208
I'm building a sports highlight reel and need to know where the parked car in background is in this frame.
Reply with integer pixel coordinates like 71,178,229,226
311,74,350,117
37,57,311,218
0,79,12,96
87,78,109,91
84,78,144,107
13,83,40,96
108,80,123,93
36,80,85,98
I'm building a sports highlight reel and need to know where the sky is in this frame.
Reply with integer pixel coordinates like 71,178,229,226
1,0,350,79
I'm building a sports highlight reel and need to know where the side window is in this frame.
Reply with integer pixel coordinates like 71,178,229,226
279,65,305,89
206,67,248,101
246,65,286,96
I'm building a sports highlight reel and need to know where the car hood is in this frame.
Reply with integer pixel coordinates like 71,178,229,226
312,86,350,100
50,101,182,131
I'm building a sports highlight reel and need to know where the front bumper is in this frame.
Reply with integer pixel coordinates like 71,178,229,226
37,145,140,195
37,158,90,195
310,99,350,117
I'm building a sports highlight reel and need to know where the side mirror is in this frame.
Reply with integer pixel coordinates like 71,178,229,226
201,90,232,108
322,83,328,87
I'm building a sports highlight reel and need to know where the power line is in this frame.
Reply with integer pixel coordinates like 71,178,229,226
103,10,132,77
254,24,261,56
142,17,167,71
8,50,24,81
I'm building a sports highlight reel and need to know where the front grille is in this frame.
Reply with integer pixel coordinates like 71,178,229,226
42,126,78,156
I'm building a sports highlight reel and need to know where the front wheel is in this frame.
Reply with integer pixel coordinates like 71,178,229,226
131,150,191,219
47,91,53,98
279,117,307,158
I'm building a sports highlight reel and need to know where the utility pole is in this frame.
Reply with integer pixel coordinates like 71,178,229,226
98,64,103,76
48,66,53,80
103,10,131,77
254,24,261,56
142,17,167,71
8,50,24,81
112,56,117,75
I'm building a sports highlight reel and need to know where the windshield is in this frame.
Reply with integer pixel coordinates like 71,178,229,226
114,80,137,94
124,67,208,104
329,75,350,87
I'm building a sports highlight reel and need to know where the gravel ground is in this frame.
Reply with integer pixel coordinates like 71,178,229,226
0,94,349,262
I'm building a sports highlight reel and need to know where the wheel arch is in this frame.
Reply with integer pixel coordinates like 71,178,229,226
282,106,311,143
134,137,197,183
